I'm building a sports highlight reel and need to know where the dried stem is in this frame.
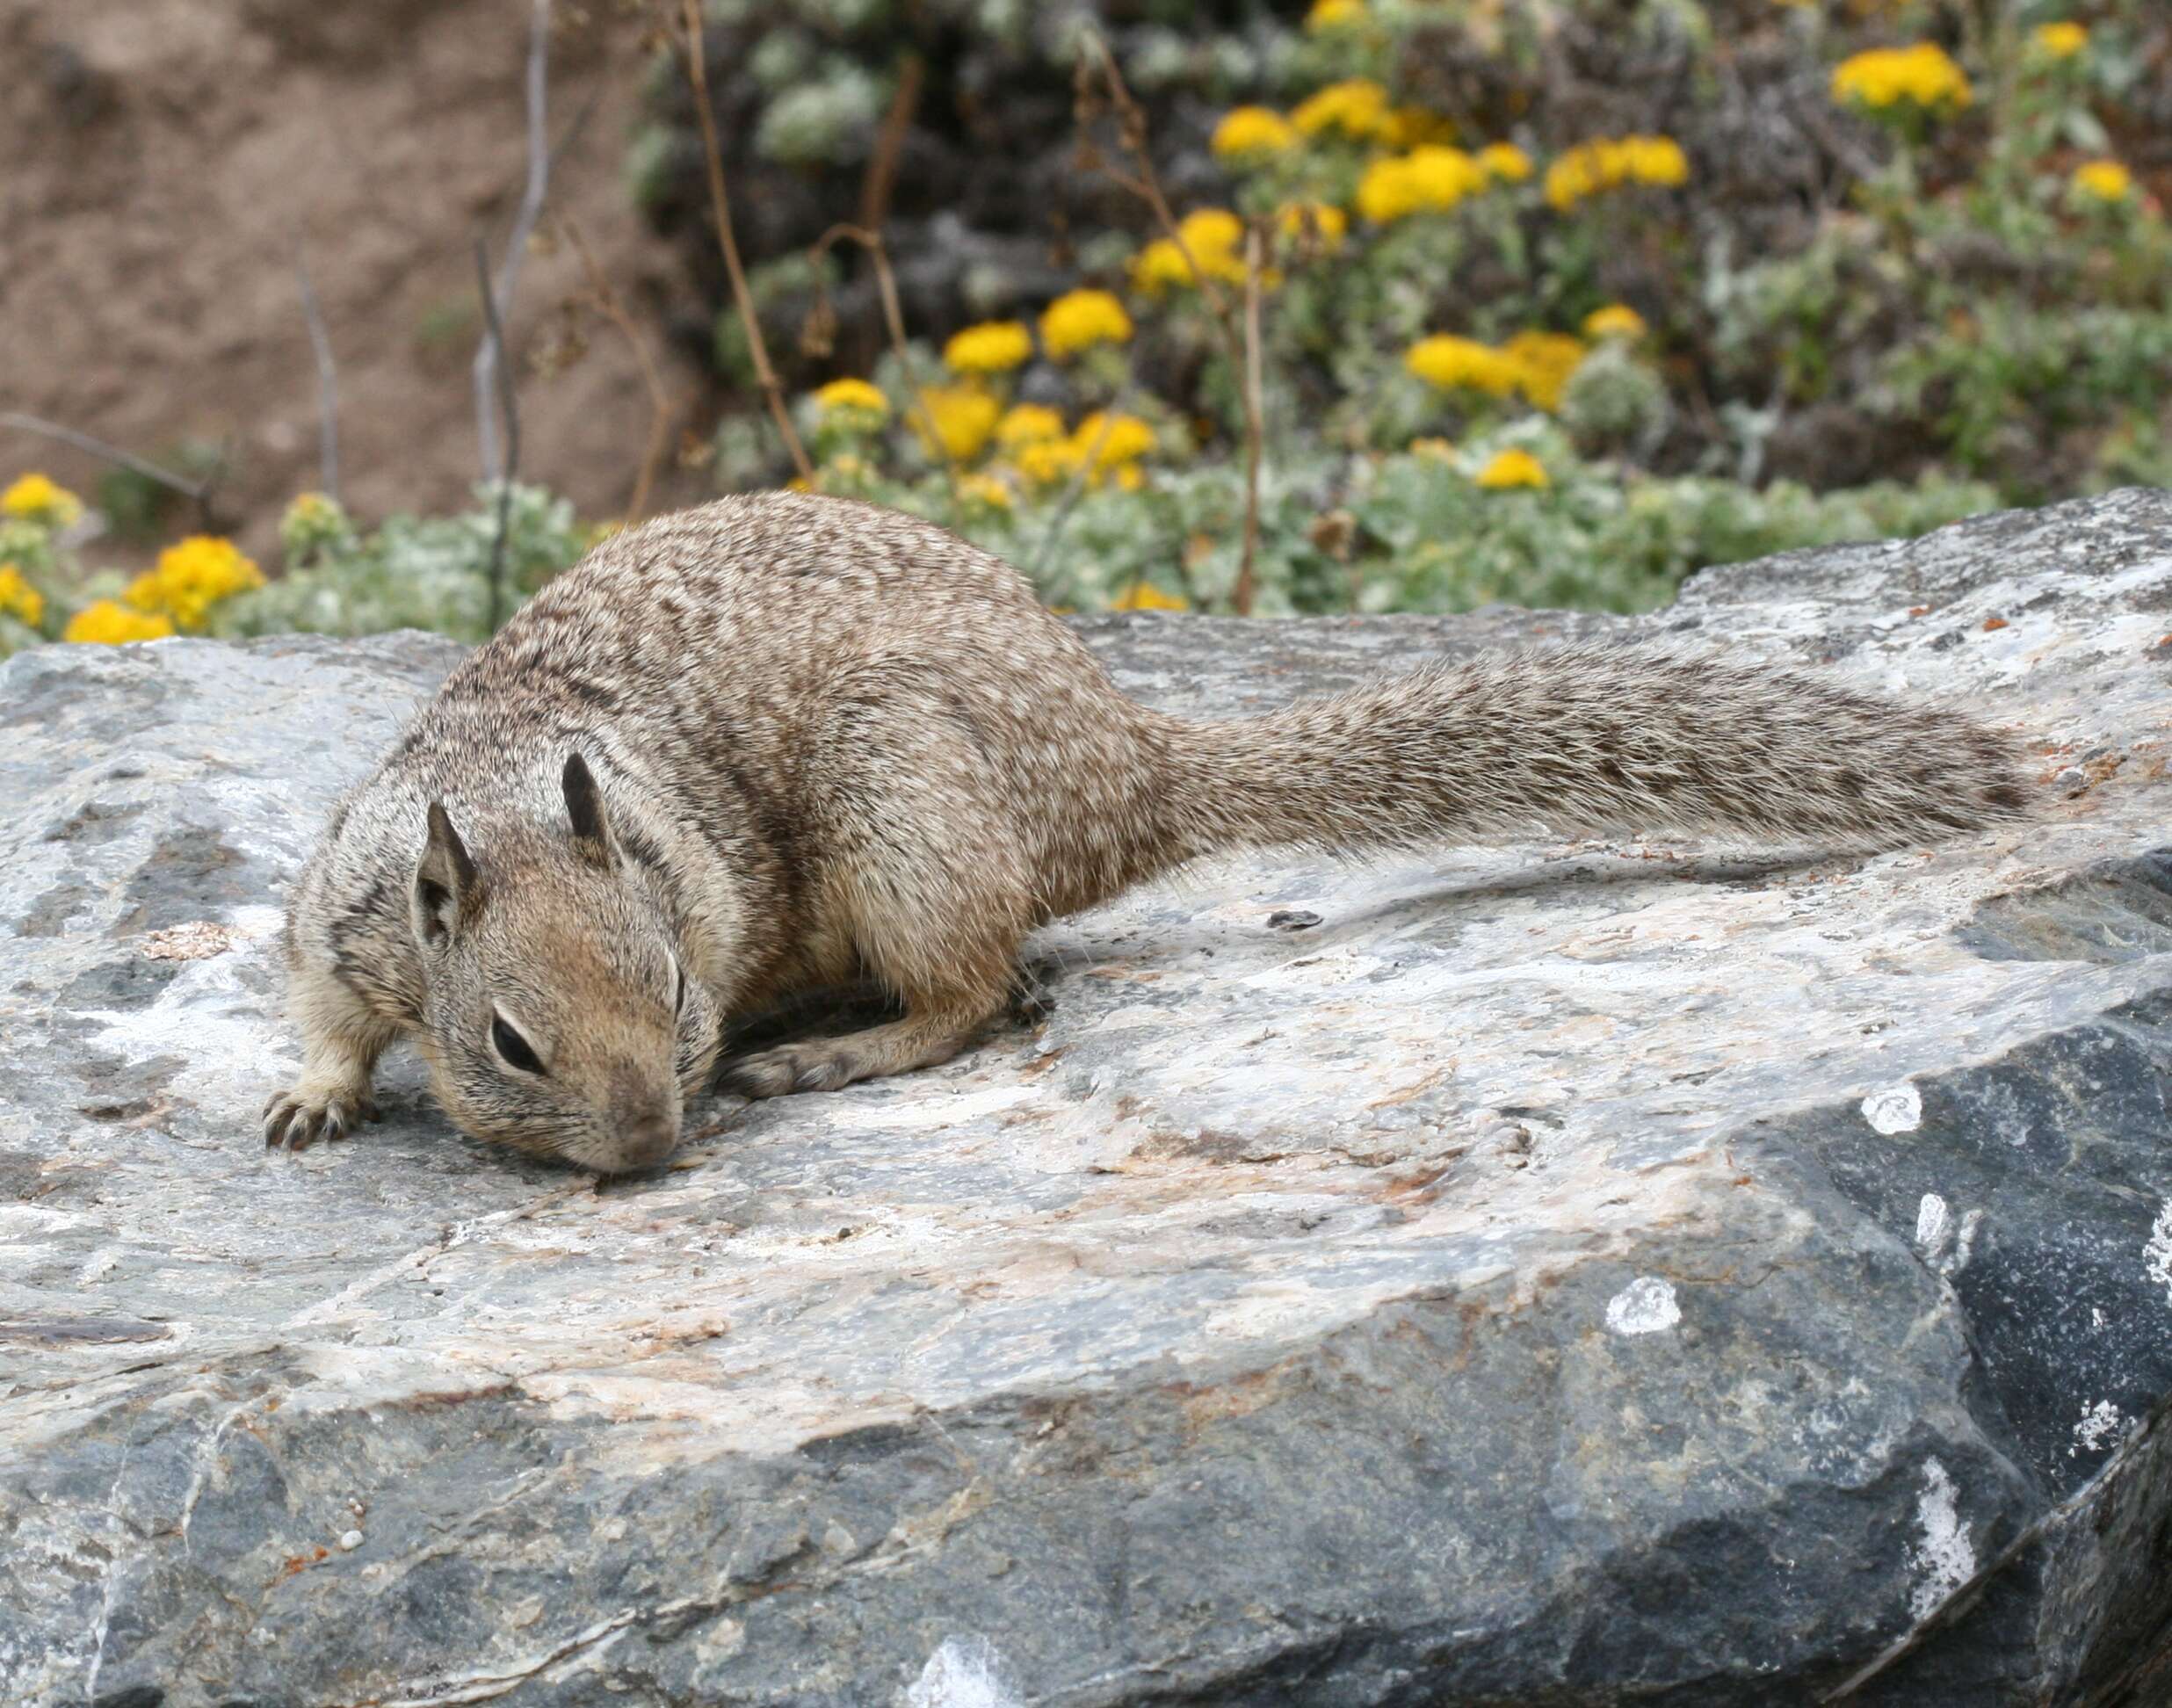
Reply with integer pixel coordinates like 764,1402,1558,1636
1078,30,1262,613
810,222,957,505
676,0,814,482
474,0,554,485
858,53,923,234
292,242,341,502
557,213,677,520
0,412,223,531
474,235,522,632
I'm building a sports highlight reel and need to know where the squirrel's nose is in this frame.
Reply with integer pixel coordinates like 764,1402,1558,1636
615,1108,679,1169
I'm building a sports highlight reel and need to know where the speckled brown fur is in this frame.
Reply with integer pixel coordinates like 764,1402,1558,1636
266,492,2031,1173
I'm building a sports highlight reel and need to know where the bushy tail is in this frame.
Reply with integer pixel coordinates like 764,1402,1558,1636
1154,643,2033,861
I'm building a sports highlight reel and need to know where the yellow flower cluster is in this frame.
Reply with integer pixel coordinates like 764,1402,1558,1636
915,386,1002,462
2071,159,2134,203
1039,289,1133,358
124,535,264,632
1406,331,1589,409
1358,145,1488,222
1405,336,1522,397
2031,22,2088,60
1017,411,1156,489
1478,141,1533,184
66,600,176,645
1111,582,1189,611
0,562,45,626
996,402,1066,448
943,321,1034,374
1277,200,1349,252
814,377,890,421
1582,303,1647,340
1475,448,1550,490
1830,43,1973,112
957,472,1013,511
3,473,84,528
1543,135,1690,212
1304,0,1366,33
1131,208,1249,293
1382,107,1459,149
1212,106,1297,160
1292,78,1391,141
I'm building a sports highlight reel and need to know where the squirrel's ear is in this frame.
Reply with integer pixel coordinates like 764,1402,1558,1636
413,801,481,949
562,753,614,867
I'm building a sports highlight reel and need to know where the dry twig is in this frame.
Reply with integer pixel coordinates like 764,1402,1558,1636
674,0,814,482
858,53,923,234
474,0,555,486
808,221,958,506
292,242,341,501
0,412,226,532
474,236,522,631
1076,31,1264,614
556,213,677,520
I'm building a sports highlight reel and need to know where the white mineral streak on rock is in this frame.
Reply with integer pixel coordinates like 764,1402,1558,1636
1915,1194,1951,1259
906,1636,1018,1708
2147,1201,2172,1309
1908,1458,1975,1618
1604,1277,1681,1336
1862,1083,1922,1135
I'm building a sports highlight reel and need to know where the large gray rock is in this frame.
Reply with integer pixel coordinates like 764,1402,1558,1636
4,493,2170,1707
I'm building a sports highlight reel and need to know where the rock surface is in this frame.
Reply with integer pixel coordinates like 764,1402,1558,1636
4,493,2171,1707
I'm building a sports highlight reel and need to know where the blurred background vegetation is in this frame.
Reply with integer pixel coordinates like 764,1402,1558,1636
4,0,2168,653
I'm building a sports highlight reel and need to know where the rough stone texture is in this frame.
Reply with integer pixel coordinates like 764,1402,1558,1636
4,492,2172,1707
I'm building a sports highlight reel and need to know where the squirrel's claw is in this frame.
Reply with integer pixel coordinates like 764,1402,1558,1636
262,1089,375,1151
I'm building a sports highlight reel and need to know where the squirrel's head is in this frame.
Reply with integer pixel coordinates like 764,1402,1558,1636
408,755,721,1173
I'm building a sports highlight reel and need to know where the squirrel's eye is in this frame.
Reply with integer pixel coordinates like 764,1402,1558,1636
490,1015,545,1075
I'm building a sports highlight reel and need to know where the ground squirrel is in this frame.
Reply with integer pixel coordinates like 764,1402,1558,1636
265,491,2031,1173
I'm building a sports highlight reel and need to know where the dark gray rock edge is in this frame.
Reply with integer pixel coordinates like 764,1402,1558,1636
3,493,2169,1706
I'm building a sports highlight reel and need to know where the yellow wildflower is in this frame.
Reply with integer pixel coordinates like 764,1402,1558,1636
786,475,813,492
2,473,83,528
942,321,1034,374
1276,200,1349,251
1478,141,1533,183
958,472,1014,510
1291,78,1391,142
1474,448,1550,490
124,535,264,632
1304,0,1366,33
65,599,176,644
1503,330,1587,410
1039,289,1133,359
1017,438,1084,486
0,562,45,626
814,378,890,423
914,386,1000,462
1111,582,1189,612
1405,335,1522,398
1129,209,1249,293
2031,22,2088,60
1544,134,1690,210
1408,437,1457,461
1358,146,1486,222
1582,303,1647,341
1831,43,1973,112
1212,106,1297,161
1072,411,1156,470
2070,159,2135,203
996,402,1067,448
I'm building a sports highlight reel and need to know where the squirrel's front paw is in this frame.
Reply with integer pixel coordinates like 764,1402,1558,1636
263,1085,378,1150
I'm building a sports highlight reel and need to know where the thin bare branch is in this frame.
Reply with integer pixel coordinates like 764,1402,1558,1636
293,242,341,501
858,53,923,234
809,222,958,507
556,212,676,520
0,411,227,532
474,0,554,485
675,0,814,482
474,235,523,632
